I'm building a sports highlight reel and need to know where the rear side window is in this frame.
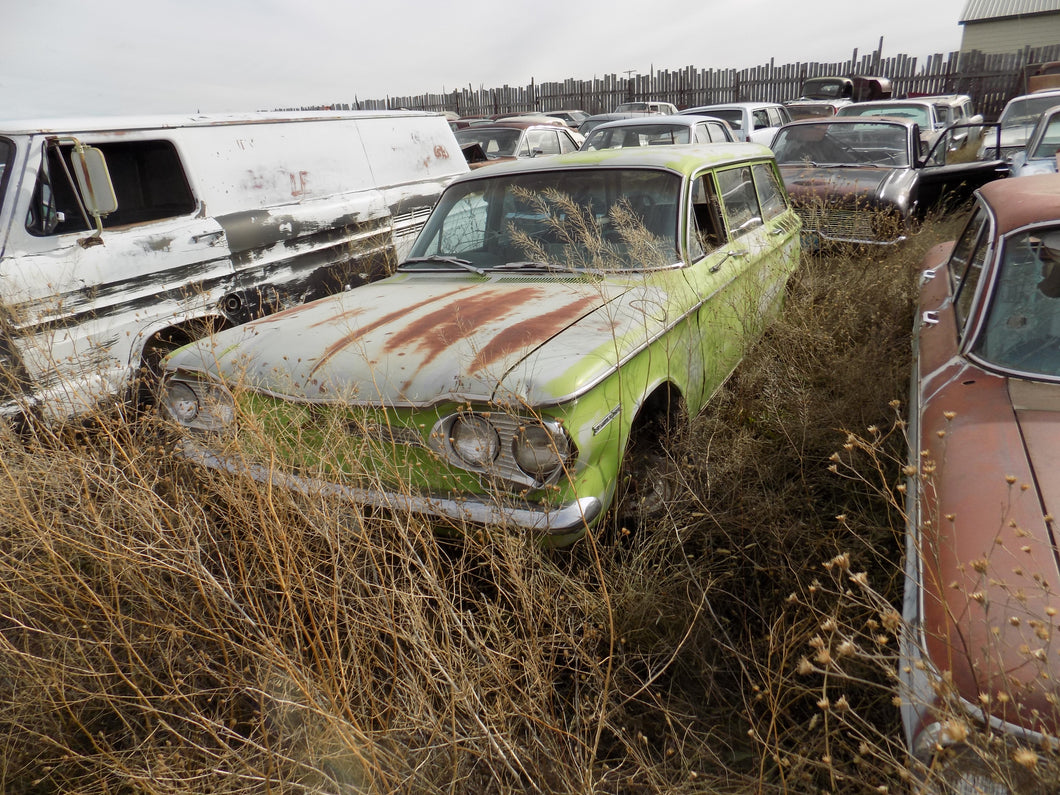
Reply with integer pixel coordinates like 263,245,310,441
26,139,195,236
752,162,788,221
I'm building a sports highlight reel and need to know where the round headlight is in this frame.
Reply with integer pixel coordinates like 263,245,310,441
449,415,499,467
513,423,569,480
163,381,200,424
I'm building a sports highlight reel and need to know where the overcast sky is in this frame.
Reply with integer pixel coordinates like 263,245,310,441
1,0,967,120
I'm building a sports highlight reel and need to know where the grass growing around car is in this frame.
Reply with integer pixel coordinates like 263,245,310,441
3,207,1044,794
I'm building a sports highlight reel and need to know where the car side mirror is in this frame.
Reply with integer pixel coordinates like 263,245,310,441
70,145,118,218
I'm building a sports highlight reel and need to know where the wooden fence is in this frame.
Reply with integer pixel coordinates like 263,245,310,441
307,43,1060,122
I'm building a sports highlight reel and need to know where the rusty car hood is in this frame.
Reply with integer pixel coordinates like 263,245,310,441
915,355,1060,731
170,273,664,407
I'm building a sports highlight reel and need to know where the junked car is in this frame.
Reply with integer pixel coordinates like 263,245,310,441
159,145,801,546
901,173,1060,793
770,117,1006,246
579,114,734,150
982,88,1060,162
679,102,792,145
1009,103,1060,177
454,121,581,169
836,99,946,154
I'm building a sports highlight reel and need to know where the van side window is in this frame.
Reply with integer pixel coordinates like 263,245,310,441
26,140,195,236
752,162,788,222
716,166,762,236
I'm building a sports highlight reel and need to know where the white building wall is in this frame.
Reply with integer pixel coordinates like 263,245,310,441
960,14,1060,52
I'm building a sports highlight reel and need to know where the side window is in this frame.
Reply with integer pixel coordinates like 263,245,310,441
752,110,770,130
951,207,991,332
527,130,560,156
766,108,784,127
751,162,788,222
716,166,762,236
690,171,726,256
694,123,712,144
558,133,579,154
26,139,194,236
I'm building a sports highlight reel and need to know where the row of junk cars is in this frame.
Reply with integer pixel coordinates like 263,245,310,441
2,65,1060,794
168,84,1060,792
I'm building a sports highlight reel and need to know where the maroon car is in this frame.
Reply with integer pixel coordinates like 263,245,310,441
902,174,1060,791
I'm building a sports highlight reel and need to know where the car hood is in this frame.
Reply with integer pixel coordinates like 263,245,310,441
167,273,666,408
917,365,1060,731
779,164,908,204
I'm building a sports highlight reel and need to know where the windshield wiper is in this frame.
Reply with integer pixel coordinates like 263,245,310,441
400,256,485,275
492,260,573,272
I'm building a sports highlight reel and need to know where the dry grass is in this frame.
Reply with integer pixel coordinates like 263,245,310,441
0,211,993,794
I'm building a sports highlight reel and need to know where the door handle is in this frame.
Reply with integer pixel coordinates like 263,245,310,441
192,230,225,244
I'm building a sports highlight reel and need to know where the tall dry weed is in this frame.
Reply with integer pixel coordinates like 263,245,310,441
0,211,970,793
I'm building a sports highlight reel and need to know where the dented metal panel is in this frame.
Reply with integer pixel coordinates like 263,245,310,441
0,111,468,419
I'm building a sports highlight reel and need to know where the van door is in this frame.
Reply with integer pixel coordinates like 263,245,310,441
1,136,234,416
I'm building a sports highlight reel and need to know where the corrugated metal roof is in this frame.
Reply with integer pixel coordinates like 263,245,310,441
960,0,1060,22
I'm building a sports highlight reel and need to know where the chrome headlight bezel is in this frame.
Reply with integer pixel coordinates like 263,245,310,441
160,371,236,433
512,421,570,481
430,412,573,489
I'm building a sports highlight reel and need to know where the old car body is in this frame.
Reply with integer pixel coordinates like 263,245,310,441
797,76,855,101
613,101,678,115
544,109,590,127
579,114,734,150
454,121,581,169
785,101,848,121
836,99,947,153
679,102,792,145
159,144,801,546
770,117,1006,246
1009,103,1060,177
902,174,1060,792
985,89,1060,162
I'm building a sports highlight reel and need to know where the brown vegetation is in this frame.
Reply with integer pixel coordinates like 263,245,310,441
0,214,974,793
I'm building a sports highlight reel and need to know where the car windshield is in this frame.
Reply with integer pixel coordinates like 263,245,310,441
454,128,522,158
404,168,682,272
974,227,1060,377
1000,95,1060,128
838,104,931,127
583,124,691,150
771,122,909,167
1030,112,1060,159
615,102,648,112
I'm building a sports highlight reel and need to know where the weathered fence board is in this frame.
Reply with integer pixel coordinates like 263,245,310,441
309,44,1060,121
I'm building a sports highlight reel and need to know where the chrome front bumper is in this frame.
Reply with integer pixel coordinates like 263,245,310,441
179,440,602,538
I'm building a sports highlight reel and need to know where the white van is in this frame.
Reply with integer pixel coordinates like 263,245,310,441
0,111,468,420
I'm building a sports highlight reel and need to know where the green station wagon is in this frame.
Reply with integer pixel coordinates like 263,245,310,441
159,144,801,546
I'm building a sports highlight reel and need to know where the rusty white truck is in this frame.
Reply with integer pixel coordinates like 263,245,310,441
0,110,467,421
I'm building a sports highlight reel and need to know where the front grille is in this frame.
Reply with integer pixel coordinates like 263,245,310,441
795,205,901,244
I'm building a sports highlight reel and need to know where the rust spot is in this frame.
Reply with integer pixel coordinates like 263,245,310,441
307,285,478,377
468,295,598,373
385,287,544,371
